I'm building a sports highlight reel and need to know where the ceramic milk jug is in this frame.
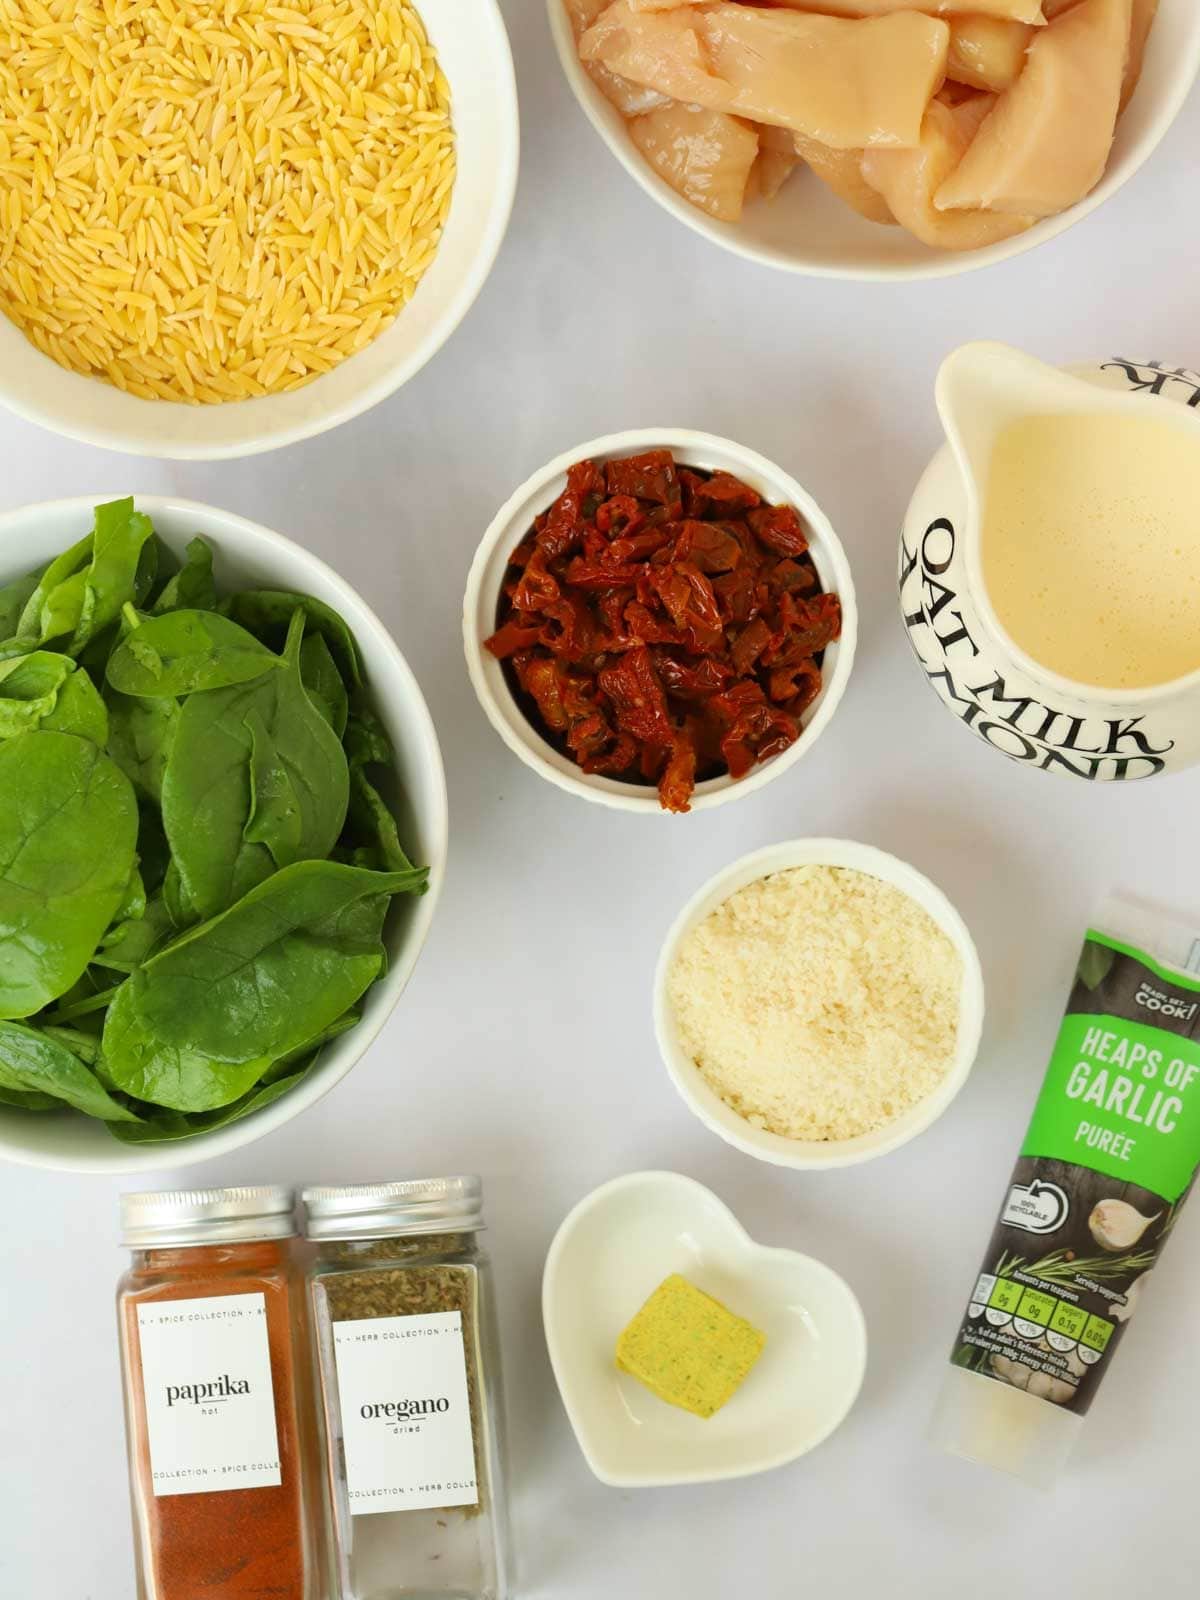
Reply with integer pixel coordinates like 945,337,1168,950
900,344,1200,782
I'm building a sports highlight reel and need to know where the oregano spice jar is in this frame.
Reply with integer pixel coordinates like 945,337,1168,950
303,1178,511,1600
116,1187,315,1600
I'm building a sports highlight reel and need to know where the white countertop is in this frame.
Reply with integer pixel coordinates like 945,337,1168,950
2,5,1198,1595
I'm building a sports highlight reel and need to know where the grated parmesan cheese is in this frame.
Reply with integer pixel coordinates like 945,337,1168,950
667,865,962,1142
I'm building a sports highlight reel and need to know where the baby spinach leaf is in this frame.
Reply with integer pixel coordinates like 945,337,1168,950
300,632,348,737
101,860,423,1109
107,609,282,698
70,499,157,654
346,767,415,873
106,691,178,803
40,1024,102,1065
344,699,393,770
40,668,108,744
243,707,303,868
94,892,175,974
0,651,75,738
17,533,93,643
162,859,197,931
108,1066,311,1142
163,611,349,918
101,986,274,1110
0,1020,141,1120
0,731,138,1018
261,1007,361,1083
222,590,363,686
0,1083,60,1111
19,501,155,655
134,535,163,608
0,569,41,640
152,537,216,614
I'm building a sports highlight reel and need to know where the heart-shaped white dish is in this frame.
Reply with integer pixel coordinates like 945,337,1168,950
542,1171,867,1487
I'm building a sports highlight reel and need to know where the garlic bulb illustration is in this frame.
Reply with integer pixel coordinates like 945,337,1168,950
1026,1371,1075,1405
991,1354,1032,1390
1113,1273,1151,1323
1088,1199,1161,1253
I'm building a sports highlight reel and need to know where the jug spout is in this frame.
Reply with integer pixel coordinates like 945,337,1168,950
934,342,1122,522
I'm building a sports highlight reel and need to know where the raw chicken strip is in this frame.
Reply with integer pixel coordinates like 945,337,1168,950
565,0,674,113
628,103,759,220
564,0,608,34
862,98,1037,250
752,124,800,202
1044,0,1156,108
934,0,1133,217
1121,0,1159,111
948,18,1034,91
752,0,1045,18
793,133,895,224
580,2,950,149
591,64,675,114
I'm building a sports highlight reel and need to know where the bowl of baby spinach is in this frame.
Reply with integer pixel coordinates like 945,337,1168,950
0,496,447,1172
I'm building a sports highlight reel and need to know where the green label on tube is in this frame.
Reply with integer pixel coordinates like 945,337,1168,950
1023,1012,1200,1202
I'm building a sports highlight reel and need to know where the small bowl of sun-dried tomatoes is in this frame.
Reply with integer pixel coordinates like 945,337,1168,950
463,431,856,814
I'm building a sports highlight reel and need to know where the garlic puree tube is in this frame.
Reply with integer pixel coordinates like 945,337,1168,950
932,896,1200,1488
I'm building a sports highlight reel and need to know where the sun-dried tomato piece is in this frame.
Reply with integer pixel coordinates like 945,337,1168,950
608,527,671,564
538,459,604,560
746,503,810,558
649,562,722,632
653,651,733,700
730,616,772,677
484,619,542,660
510,547,560,612
595,495,643,536
598,645,675,746
581,732,639,776
769,660,822,709
563,558,645,590
667,520,743,574
624,601,684,647
772,591,842,657
711,566,759,626
767,556,820,598
514,656,569,733
658,733,697,814
605,450,679,507
538,593,598,665
721,702,799,779
684,470,762,517
560,674,612,762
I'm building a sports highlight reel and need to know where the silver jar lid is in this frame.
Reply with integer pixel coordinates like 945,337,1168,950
120,1186,297,1248
301,1177,484,1241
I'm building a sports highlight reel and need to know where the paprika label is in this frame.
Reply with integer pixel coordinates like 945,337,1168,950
136,1292,282,1495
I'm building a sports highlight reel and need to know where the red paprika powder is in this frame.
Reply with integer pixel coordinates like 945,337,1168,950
116,1188,313,1600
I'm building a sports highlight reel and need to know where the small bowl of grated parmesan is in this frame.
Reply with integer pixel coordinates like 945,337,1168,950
655,839,985,1169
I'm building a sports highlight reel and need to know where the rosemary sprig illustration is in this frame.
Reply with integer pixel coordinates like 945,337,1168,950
999,1248,1155,1285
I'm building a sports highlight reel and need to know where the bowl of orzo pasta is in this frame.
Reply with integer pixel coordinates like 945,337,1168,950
0,0,518,457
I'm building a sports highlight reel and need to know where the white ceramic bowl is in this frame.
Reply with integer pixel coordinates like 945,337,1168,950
0,496,447,1173
655,838,985,1168
543,1170,867,1487
0,1,519,458
549,0,1200,281
462,429,856,813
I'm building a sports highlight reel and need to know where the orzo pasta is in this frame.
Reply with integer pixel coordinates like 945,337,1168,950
0,0,454,403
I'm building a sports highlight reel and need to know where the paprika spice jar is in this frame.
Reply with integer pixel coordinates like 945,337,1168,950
116,1187,315,1600
303,1178,512,1600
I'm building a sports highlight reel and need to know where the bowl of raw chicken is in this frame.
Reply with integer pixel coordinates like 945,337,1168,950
551,1,1200,280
